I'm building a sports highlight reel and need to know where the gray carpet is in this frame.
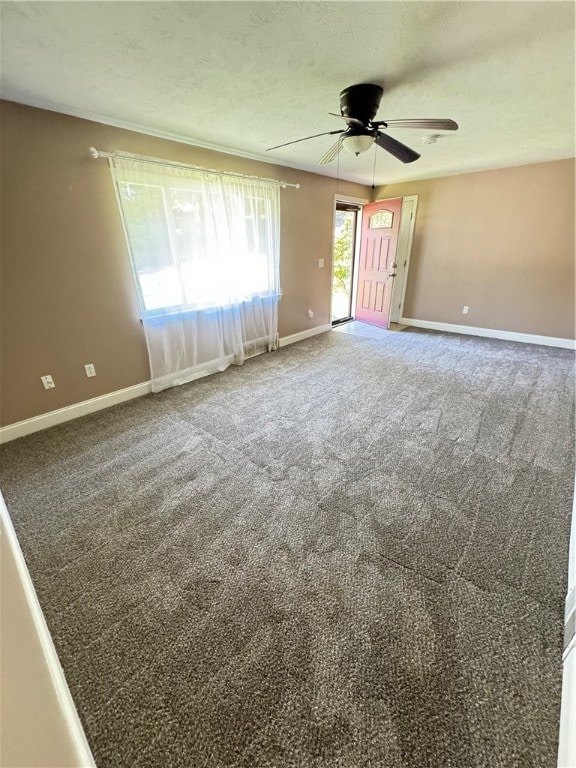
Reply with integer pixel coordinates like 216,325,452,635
1,327,574,768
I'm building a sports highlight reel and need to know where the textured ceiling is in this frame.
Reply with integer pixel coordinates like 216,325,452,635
1,1,574,185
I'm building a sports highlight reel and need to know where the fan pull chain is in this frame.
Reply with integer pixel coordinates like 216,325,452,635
371,145,377,190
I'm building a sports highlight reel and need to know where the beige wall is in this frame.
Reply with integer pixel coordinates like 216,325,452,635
2,101,573,428
0,101,368,426
375,159,575,339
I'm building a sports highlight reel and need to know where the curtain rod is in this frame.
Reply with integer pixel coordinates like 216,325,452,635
88,147,300,189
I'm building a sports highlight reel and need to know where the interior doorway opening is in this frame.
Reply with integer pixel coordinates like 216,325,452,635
331,202,360,325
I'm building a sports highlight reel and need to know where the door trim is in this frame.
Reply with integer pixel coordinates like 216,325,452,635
333,194,369,206
559,486,576,767
376,194,418,324
397,195,418,321
1,493,97,767
330,194,368,324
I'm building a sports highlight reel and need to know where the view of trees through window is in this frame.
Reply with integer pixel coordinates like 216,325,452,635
119,181,273,312
331,210,356,321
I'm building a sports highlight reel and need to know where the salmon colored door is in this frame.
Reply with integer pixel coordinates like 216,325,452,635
354,198,402,328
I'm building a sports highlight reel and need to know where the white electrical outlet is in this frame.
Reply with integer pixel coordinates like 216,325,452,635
462,305,469,314
41,375,55,390
84,363,96,378
318,258,324,268
307,309,314,319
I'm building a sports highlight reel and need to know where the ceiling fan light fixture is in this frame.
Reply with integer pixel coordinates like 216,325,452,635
266,83,458,167
342,134,374,156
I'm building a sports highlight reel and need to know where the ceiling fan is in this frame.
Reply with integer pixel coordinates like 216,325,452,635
267,83,458,164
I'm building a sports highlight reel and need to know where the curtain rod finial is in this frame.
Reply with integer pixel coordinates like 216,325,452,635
89,147,99,159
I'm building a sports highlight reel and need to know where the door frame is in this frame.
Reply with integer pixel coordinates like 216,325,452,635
330,193,368,325
330,193,418,326
376,194,419,324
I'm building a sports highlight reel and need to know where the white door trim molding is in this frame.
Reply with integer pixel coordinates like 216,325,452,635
330,195,367,324
401,317,576,349
390,195,419,323
332,193,370,206
558,481,576,767
1,493,96,767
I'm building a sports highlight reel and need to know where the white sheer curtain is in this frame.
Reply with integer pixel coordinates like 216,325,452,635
110,158,281,392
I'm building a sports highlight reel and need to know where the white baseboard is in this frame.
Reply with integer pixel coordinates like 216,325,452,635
8,317,565,444
278,324,332,348
0,328,332,443
401,318,575,350
0,381,152,444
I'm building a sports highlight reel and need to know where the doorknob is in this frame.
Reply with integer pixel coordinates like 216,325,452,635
389,273,397,278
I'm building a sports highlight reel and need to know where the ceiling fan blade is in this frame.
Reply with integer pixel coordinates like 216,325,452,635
329,113,364,127
375,119,459,131
318,138,343,165
375,132,420,163
267,130,344,152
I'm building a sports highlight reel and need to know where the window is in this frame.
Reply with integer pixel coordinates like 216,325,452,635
109,156,281,393
113,162,280,315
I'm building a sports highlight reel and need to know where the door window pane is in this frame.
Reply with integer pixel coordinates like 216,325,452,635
369,210,393,228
